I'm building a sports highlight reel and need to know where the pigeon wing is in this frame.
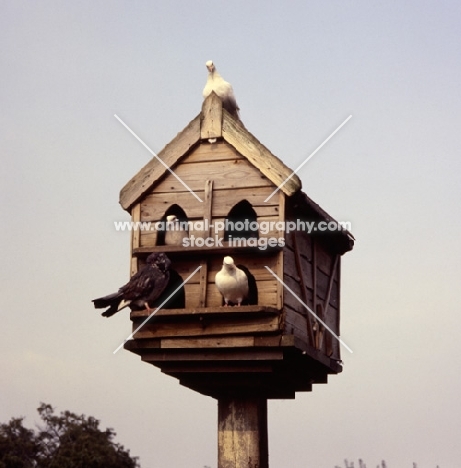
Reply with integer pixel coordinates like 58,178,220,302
148,269,184,309
236,264,257,305
120,265,167,302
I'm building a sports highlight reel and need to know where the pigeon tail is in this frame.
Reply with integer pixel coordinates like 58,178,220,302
92,252,173,318
93,292,131,317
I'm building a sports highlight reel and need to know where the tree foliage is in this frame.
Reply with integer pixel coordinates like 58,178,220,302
0,403,139,468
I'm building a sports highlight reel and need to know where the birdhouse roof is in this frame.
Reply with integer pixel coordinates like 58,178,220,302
119,92,302,211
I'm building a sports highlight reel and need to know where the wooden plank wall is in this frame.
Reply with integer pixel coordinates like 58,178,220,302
138,142,283,244
283,230,341,360
132,141,284,310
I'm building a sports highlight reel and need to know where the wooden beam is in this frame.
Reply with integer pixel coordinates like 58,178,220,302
199,263,208,308
218,397,268,468
276,193,285,310
140,349,284,362
323,254,339,313
130,203,141,276
222,112,301,197
199,180,213,307
204,179,213,237
130,305,280,319
319,254,339,352
292,231,314,347
312,237,319,348
132,315,282,339
315,303,325,351
160,336,256,348
164,363,274,374
119,114,201,211
200,92,223,140
132,243,282,256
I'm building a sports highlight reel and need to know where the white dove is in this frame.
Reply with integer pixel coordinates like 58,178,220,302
203,60,240,119
215,256,249,306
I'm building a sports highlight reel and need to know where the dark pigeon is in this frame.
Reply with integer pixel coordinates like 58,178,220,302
92,252,175,317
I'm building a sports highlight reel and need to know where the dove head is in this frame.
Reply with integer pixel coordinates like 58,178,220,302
223,256,236,271
146,252,171,271
206,60,215,73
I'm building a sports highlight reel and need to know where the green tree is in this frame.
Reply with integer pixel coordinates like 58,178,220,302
0,417,39,468
0,403,139,468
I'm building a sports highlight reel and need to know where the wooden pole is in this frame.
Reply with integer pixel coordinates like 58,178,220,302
218,396,268,468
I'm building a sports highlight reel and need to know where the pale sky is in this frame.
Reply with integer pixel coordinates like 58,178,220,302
1,1,461,467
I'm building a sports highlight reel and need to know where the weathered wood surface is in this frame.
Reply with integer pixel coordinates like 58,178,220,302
140,348,284,362
200,91,222,140
119,92,305,211
291,190,355,253
184,141,245,163
218,397,268,468
119,115,201,210
125,334,292,350
199,180,213,306
283,304,309,343
125,333,341,373
139,186,279,220
133,243,283,256
154,157,274,192
138,213,281,236
117,93,352,399
160,363,275,374
292,230,315,347
222,111,301,197
141,253,280,309
137,191,281,250
162,336,261,349
203,179,213,236
199,259,208,308
283,244,340,305
133,238,282,258
317,254,339,350
160,335,283,349
132,314,281,339
130,203,141,276
282,230,341,359
130,305,280,319
275,194,285,309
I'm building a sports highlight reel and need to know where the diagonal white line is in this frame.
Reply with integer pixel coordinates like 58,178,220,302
114,114,203,203
113,265,202,354
264,266,353,353
264,115,352,203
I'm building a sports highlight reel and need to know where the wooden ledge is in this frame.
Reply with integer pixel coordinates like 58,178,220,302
132,243,282,257
130,305,281,320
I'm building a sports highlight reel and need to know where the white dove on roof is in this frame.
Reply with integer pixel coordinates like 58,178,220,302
203,60,240,119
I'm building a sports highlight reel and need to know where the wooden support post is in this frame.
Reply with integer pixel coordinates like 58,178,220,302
201,92,223,140
130,203,141,276
199,179,213,307
292,230,315,347
218,397,268,468
319,254,339,351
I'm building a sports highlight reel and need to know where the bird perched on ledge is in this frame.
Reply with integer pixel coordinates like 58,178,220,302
215,256,250,306
164,214,189,246
203,60,240,119
92,252,172,317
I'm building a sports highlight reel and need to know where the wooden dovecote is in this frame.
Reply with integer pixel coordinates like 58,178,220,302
122,92,354,399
